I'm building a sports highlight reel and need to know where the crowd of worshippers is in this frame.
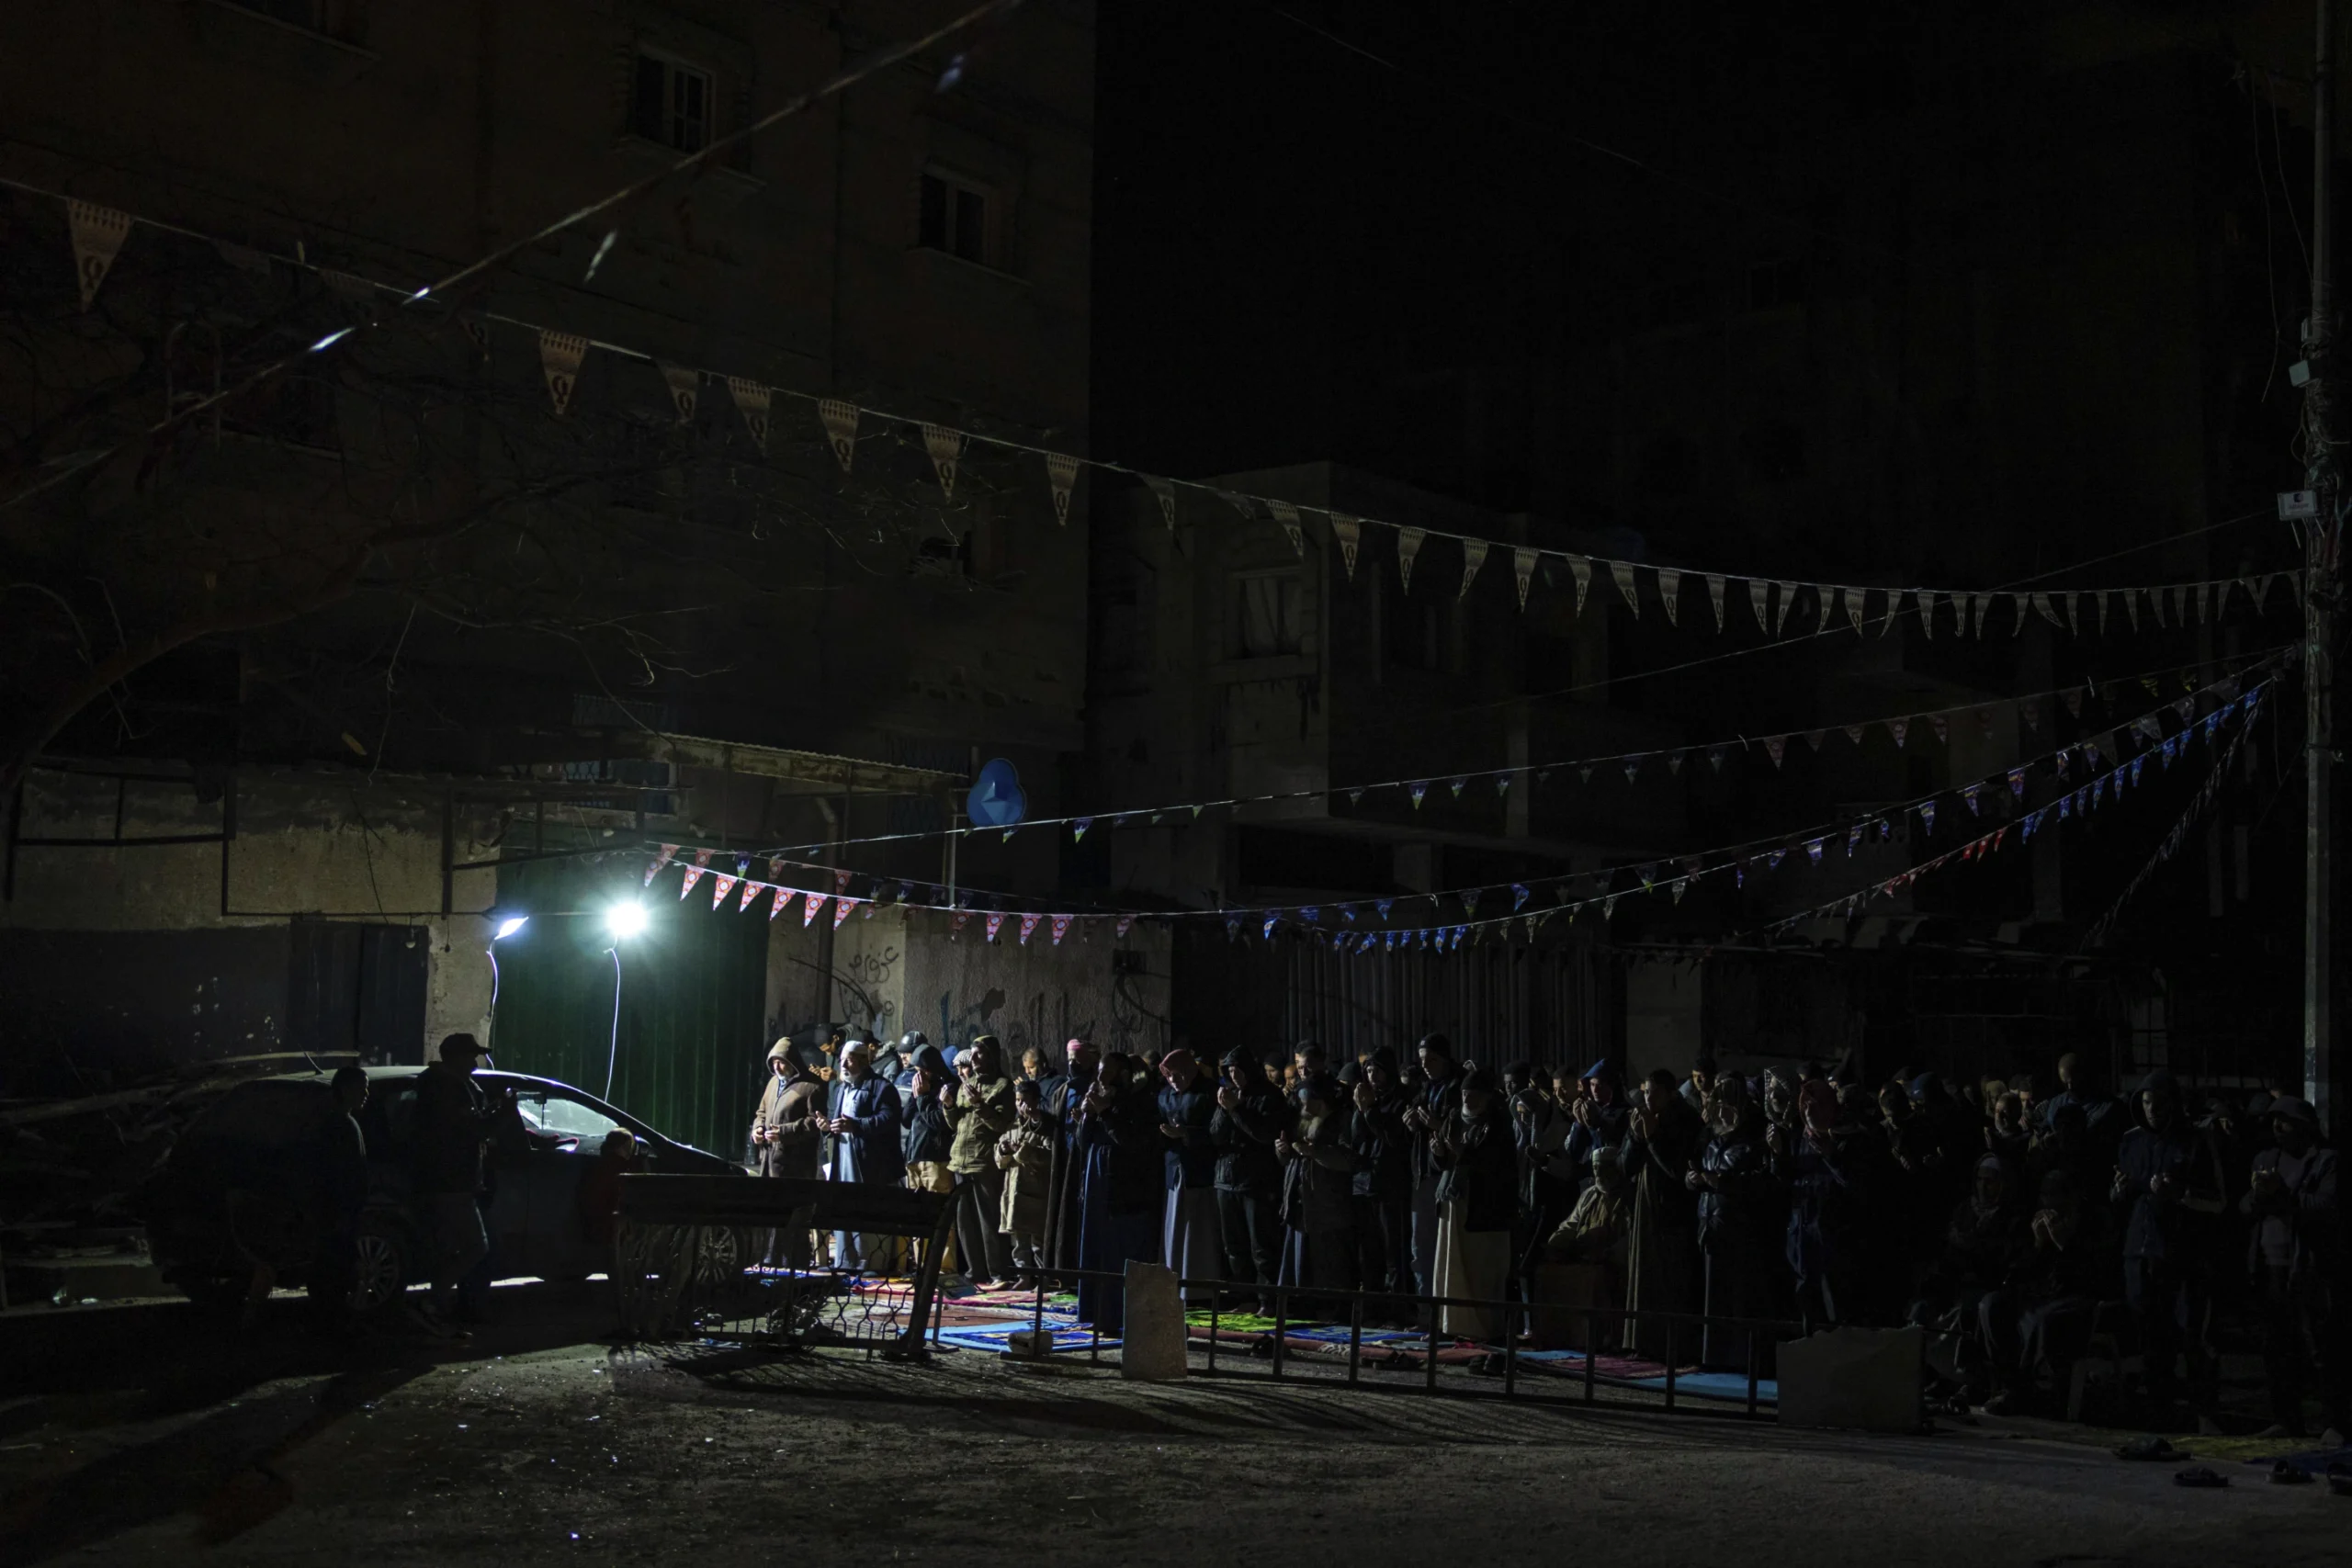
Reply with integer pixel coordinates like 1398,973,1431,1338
749,1032,2344,1437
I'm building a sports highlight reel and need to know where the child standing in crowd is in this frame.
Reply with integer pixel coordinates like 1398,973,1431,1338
995,1079,1058,1289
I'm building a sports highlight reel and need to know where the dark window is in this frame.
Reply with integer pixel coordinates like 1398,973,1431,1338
1233,573,1304,659
631,51,712,152
919,172,989,264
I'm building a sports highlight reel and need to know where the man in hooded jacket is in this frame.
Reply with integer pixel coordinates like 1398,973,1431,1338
749,1037,825,1267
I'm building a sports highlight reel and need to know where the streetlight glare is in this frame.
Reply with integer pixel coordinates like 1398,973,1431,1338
492,915,529,940
605,901,650,941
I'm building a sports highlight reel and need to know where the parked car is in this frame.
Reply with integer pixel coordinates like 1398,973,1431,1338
143,1066,743,1315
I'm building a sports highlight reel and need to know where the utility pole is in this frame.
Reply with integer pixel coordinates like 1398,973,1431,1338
2306,0,2340,1126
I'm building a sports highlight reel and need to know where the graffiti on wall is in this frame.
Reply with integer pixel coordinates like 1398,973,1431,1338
840,944,900,1037
933,985,1143,1060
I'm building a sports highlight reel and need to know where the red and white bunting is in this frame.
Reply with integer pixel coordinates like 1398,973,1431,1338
1019,913,1042,945
644,844,678,886
1513,547,1539,612
1115,914,1136,940
950,909,975,938
1658,569,1682,626
802,891,825,927
680,847,711,897
831,897,857,930
985,912,1006,942
1706,573,1726,631
768,886,793,920
739,879,763,913
709,873,738,909
1050,914,1073,945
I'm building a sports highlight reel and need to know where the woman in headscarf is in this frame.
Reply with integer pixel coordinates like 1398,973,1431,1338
944,1033,1017,1288
1690,1075,1781,1371
1277,1071,1360,1310
1624,1066,1706,1360
1430,1066,1518,1342
749,1037,825,1268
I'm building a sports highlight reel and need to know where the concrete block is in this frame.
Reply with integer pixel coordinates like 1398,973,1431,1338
1777,1324,1923,1432
1118,1259,1187,1382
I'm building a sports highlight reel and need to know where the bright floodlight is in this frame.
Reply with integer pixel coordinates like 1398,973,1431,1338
492,915,529,941
605,901,649,941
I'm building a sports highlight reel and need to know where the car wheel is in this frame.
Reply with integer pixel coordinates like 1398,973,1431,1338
345,1214,410,1317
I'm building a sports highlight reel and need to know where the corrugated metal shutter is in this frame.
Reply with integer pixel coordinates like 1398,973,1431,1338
1172,928,1612,1070
488,857,765,1163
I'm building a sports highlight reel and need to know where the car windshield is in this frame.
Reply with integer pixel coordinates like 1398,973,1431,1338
515,1090,626,1143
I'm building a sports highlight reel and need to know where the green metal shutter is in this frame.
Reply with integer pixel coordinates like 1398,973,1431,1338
488,857,765,1163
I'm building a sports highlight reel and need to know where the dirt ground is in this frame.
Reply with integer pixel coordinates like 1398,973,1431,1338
0,1286,2343,1567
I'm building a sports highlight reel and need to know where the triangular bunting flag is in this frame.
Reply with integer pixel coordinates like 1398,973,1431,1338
658,362,698,423
1929,715,1949,746
1115,914,1136,939
1512,547,1538,611
1050,914,1072,946
986,912,1006,942
1842,586,1863,635
644,845,678,886
769,886,793,920
1764,736,1786,768
818,399,860,471
1706,573,1727,631
1774,581,1798,637
1919,590,1938,640
1747,578,1770,633
1330,514,1362,580
1888,717,1909,748
1396,525,1426,592
1458,536,1488,598
1271,500,1305,556
1019,913,1042,945
802,891,825,926
2009,593,2028,636
1145,474,1178,532
66,200,133,310
924,423,965,499
538,331,589,416
1611,560,1640,616
1046,451,1080,526
1973,593,1991,637
832,897,858,929
739,879,763,912
1568,557,1593,615
2033,592,2062,627
725,377,771,452
1657,569,1682,626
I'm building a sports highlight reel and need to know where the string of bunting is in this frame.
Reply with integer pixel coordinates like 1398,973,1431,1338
21,175,2300,621
748,647,2278,860
1762,680,2270,947
633,660,2282,950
